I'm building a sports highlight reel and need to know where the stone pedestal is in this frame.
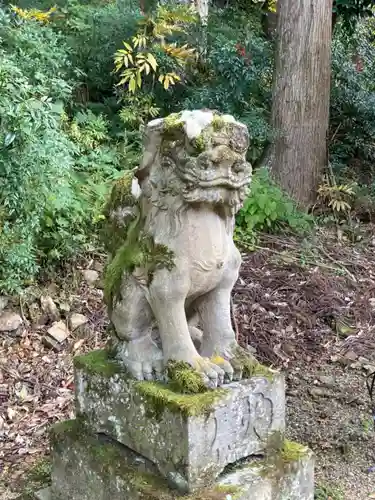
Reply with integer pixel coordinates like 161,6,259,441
74,350,285,491
39,350,315,500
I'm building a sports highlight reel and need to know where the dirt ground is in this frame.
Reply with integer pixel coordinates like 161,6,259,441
1,227,375,499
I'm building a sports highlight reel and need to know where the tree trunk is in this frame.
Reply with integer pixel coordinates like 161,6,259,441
269,0,333,208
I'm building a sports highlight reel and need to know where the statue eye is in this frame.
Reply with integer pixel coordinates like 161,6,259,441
198,154,211,169
232,161,245,173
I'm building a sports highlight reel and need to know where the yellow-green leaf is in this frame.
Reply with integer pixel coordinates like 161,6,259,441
129,77,136,93
147,53,158,72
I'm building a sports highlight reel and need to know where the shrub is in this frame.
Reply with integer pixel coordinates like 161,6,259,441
0,8,138,292
56,0,142,101
235,168,312,245
330,19,375,184
0,9,77,292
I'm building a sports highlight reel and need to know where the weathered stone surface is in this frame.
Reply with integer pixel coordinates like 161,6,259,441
74,350,285,491
40,296,60,322
218,451,314,500
47,321,70,343
105,110,254,387
69,313,88,331
0,311,22,332
82,269,99,286
48,419,314,500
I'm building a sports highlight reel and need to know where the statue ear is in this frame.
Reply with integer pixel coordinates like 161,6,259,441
136,119,164,182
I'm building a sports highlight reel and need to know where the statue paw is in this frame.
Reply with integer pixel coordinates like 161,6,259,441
165,352,227,390
194,357,226,389
125,358,165,381
210,343,258,382
115,337,164,381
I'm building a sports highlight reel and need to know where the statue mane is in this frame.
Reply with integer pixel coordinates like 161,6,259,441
135,110,252,219
104,110,252,254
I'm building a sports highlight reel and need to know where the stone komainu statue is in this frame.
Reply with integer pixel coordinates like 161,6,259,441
104,110,253,387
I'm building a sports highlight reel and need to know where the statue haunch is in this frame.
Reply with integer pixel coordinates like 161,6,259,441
104,110,252,388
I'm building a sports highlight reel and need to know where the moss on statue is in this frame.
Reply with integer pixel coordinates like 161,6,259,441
229,345,274,381
74,349,122,378
101,170,139,255
192,132,207,153
253,431,310,480
73,350,226,419
166,360,207,394
163,112,184,140
103,226,175,309
136,380,227,419
104,171,136,216
211,115,226,131
280,439,309,463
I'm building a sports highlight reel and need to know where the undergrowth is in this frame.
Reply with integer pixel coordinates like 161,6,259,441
314,482,345,500
235,168,313,247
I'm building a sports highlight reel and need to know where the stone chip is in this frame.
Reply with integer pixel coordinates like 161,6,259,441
0,311,23,332
69,313,88,332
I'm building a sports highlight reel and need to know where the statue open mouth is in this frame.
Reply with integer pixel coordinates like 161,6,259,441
193,175,252,190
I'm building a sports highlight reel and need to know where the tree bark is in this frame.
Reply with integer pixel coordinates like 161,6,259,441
269,0,333,208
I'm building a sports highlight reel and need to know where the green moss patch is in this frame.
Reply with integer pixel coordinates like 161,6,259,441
101,170,138,255
192,132,207,152
211,115,226,131
163,112,184,140
255,431,310,480
280,439,309,463
136,380,227,419
166,360,207,394
104,171,136,216
22,457,52,499
230,345,274,381
74,349,122,378
103,218,175,309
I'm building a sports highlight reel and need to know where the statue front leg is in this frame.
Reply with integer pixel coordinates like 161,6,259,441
110,275,164,381
197,247,256,380
148,267,225,388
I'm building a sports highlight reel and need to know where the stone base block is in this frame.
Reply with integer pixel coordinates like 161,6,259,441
47,419,314,500
74,350,285,491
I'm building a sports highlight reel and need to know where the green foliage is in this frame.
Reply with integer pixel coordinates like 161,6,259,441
0,7,138,293
0,9,75,292
330,17,375,187
315,482,345,500
235,169,312,244
334,0,375,32
55,0,142,99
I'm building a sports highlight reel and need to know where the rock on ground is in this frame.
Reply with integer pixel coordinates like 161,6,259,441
0,311,22,332
82,270,99,286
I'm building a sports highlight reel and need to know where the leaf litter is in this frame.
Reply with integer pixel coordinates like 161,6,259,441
2,230,375,497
